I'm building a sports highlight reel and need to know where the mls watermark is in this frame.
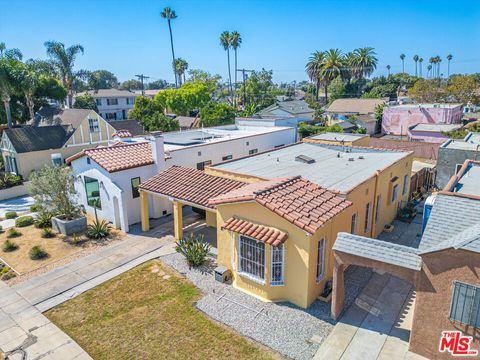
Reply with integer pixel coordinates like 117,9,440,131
439,331,478,356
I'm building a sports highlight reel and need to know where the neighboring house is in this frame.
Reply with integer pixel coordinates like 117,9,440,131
67,124,297,231
326,98,386,135
1,109,116,178
257,99,315,121
236,115,314,141
304,132,370,147
370,136,441,161
138,142,413,308
331,159,480,359
74,89,141,120
336,120,358,133
175,116,198,130
407,123,463,143
109,119,146,136
382,103,464,136
436,132,480,188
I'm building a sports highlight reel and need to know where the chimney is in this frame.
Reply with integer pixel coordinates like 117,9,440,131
149,131,166,172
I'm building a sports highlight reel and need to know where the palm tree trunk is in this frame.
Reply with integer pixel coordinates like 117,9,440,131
315,80,320,101
324,84,328,105
68,91,74,108
3,98,12,128
234,48,238,106
168,20,178,88
227,49,233,104
448,61,450,78
25,94,35,120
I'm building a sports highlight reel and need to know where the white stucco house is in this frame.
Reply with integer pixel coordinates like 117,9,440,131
74,89,140,120
67,124,296,232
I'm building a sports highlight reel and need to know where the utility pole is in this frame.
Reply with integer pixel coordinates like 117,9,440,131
236,68,253,108
135,74,150,96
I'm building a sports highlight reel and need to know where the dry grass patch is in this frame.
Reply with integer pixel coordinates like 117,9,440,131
45,260,276,360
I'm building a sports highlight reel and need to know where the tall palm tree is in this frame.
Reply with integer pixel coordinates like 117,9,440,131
400,53,406,73
321,49,345,103
436,56,442,78
427,64,432,78
0,57,20,128
351,47,377,95
174,58,188,86
419,58,423,77
413,55,419,77
306,51,325,101
0,43,5,57
386,65,391,76
446,54,453,77
220,31,233,103
230,31,242,97
44,41,84,108
161,7,178,88
344,51,357,80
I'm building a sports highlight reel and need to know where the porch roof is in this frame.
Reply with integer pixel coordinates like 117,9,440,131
222,217,288,246
333,232,422,271
139,166,246,209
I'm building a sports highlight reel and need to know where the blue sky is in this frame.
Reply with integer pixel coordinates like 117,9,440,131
1,0,479,84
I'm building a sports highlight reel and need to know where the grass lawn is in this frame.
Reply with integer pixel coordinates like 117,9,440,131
45,260,276,360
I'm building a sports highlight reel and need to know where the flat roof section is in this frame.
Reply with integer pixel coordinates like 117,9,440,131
409,123,462,133
213,143,409,193
308,132,369,142
443,132,480,150
455,163,480,197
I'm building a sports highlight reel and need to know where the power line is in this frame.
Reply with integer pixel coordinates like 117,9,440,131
135,74,150,96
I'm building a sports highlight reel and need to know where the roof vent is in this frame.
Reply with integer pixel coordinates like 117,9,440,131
295,155,316,164
358,155,365,159
348,157,355,161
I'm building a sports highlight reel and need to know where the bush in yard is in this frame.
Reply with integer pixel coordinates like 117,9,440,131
6,228,21,238
35,211,54,228
0,173,23,189
86,219,111,239
28,165,81,220
5,211,17,219
30,204,43,212
41,227,55,238
2,239,18,252
175,233,211,266
29,246,48,260
15,216,34,227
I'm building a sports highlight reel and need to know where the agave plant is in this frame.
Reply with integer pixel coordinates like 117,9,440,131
175,233,211,267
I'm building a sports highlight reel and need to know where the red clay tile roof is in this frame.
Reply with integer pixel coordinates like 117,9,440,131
66,142,154,173
139,166,246,208
112,129,133,138
210,176,352,234
222,217,288,246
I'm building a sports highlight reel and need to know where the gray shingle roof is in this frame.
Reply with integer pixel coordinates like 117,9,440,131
258,100,314,115
419,194,480,254
4,126,68,153
333,232,422,271
109,120,145,136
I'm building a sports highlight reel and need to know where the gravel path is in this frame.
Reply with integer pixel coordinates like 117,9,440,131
161,252,372,360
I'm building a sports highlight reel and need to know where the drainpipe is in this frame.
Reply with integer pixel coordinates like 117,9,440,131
370,170,381,238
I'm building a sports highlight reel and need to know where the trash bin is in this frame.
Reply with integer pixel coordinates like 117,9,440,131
214,266,231,283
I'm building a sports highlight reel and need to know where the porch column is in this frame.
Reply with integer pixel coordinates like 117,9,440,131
173,201,183,241
331,254,346,320
140,191,150,232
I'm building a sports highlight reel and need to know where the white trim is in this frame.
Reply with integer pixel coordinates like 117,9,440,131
316,238,326,283
238,235,266,285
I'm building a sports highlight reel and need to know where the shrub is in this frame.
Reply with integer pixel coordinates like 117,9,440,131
2,239,18,252
0,173,23,189
86,219,111,239
5,211,17,219
6,228,21,238
15,216,34,227
29,246,48,260
30,204,43,212
175,233,211,266
41,227,55,238
35,211,54,228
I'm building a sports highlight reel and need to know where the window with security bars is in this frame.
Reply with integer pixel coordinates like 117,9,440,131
271,245,284,286
239,236,265,282
316,239,326,283
449,281,480,328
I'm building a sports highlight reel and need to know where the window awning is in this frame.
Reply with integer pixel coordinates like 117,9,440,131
222,217,288,247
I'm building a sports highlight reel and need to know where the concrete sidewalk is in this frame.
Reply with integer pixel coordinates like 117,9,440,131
314,272,427,360
11,235,175,312
0,281,92,359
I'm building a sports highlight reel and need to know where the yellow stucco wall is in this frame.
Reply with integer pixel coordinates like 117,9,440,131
303,136,370,147
205,210,217,228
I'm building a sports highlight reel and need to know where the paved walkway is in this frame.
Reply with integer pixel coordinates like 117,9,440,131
11,235,174,312
0,281,92,359
314,272,427,360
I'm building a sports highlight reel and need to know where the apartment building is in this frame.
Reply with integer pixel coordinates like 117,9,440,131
75,89,140,120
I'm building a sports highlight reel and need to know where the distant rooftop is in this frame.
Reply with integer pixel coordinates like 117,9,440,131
442,132,480,150
409,123,463,133
163,125,291,151
213,142,409,193
236,115,297,122
327,98,386,114
389,103,463,109
258,100,314,116
307,132,368,142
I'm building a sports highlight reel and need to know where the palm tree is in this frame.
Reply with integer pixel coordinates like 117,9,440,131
400,53,406,73
446,54,453,77
306,51,325,101
174,58,188,86
427,64,432,78
44,41,84,108
220,31,233,103
230,31,242,98
161,7,178,88
386,64,391,76
0,43,22,61
321,49,345,103
413,55,419,77
419,58,423,77
351,47,377,95
0,43,5,57
344,51,357,80
0,58,19,128
436,56,442,79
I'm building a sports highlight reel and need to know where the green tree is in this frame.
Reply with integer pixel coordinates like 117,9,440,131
155,82,211,116
238,69,277,110
128,96,164,121
119,79,143,90
143,112,179,132
446,75,479,104
199,102,236,127
408,79,445,103
419,58,423,77
320,49,346,103
306,51,325,101
187,69,221,93
44,41,85,108
446,54,453,78
400,53,406,73
413,55,419,77
147,79,168,89
351,47,378,80
220,31,233,103
386,65,391,76
174,58,188,86
161,7,178,88
0,57,22,127
87,70,118,90
73,93,98,112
